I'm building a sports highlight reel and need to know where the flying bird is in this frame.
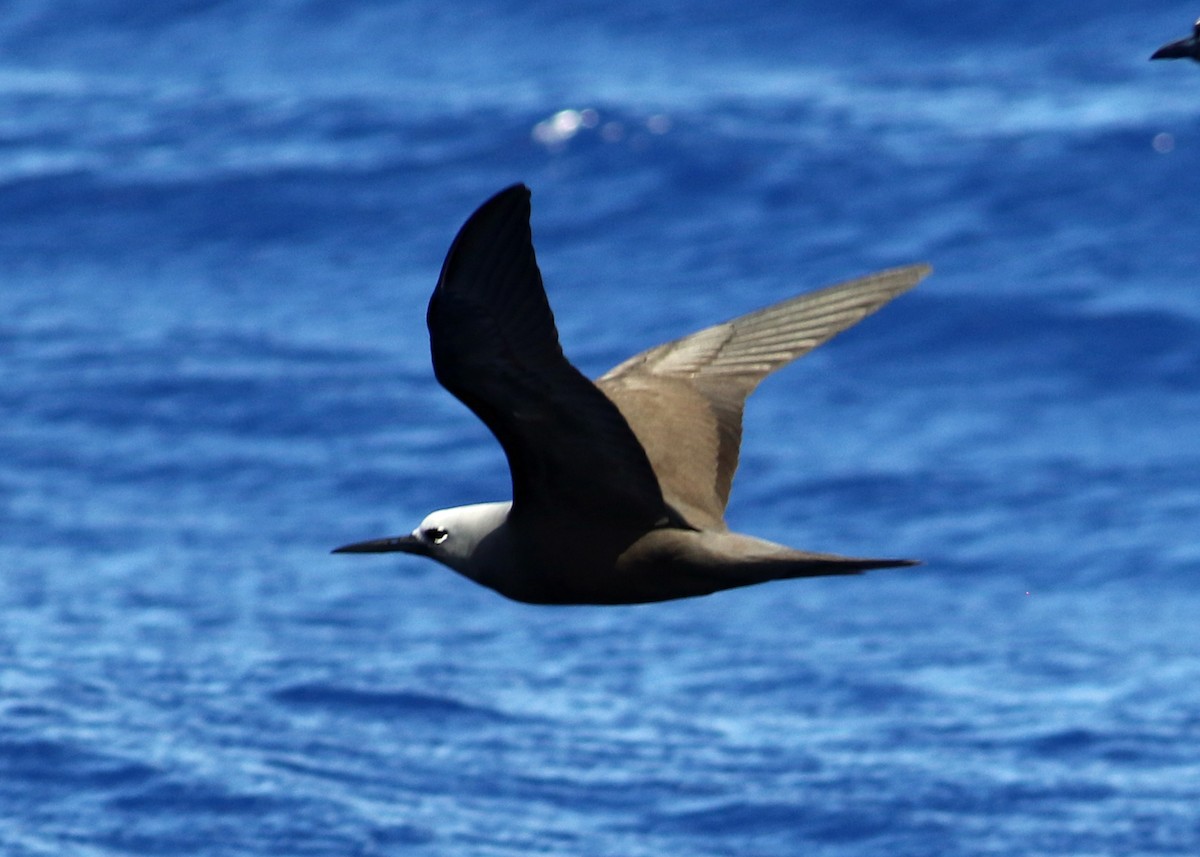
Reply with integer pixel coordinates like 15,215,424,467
334,185,929,604
1151,18,1200,61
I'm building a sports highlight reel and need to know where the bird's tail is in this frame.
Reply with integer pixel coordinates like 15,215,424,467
629,528,918,602
728,549,919,582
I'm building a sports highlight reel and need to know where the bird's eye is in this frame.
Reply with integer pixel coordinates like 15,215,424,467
425,527,449,545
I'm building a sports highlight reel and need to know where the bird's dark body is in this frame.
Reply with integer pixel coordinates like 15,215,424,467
483,517,910,606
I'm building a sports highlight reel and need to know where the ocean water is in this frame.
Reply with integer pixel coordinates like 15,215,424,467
3,1,1200,854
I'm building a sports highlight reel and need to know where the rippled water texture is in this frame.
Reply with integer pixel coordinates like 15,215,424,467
2,2,1199,854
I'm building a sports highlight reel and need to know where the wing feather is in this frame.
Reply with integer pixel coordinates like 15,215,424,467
599,265,930,527
428,185,670,531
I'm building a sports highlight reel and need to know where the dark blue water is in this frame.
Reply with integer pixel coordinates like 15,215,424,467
3,2,1200,854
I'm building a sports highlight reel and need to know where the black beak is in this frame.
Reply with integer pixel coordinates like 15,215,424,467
331,534,428,555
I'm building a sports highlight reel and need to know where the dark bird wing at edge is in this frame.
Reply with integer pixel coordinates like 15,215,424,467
427,184,674,532
598,265,931,530
1151,18,1200,60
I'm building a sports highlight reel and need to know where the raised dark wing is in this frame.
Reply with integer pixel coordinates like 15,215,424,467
598,265,930,529
427,184,670,530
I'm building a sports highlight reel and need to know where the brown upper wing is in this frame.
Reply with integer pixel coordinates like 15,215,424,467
598,265,930,529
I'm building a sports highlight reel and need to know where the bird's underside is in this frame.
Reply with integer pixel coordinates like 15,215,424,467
505,522,918,605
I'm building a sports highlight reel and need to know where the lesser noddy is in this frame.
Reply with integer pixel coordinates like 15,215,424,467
1151,18,1200,61
333,184,930,604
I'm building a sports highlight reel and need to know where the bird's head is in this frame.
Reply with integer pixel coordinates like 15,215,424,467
333,501,513,582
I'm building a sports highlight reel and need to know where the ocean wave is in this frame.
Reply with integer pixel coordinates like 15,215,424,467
271,682,512,723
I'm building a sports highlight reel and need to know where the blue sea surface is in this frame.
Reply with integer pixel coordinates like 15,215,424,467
3,1,1200,854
